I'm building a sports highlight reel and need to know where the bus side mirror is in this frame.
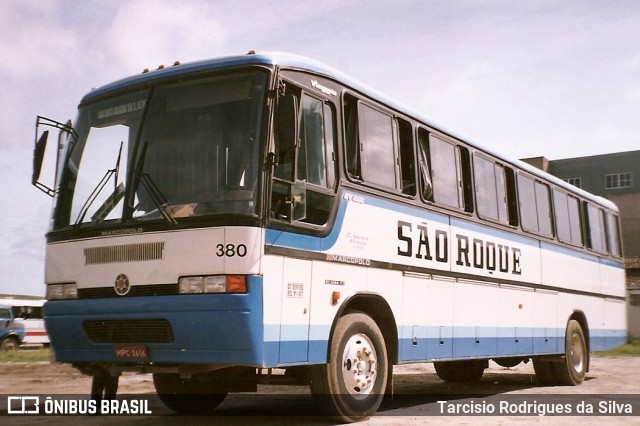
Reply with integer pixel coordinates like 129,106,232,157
277,94,299,152
32,130,54,196
32,116,75,197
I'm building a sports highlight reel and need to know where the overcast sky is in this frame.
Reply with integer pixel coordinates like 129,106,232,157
2,0,639,296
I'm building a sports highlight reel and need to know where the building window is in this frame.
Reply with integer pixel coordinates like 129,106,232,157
605,173,632,189
630,293,640,307
564,177,581,188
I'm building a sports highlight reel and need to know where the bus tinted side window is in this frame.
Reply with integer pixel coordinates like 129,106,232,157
397,118,416,196
344,95,361,180
518,173,553,237
298,95,327,186
553,189,583,246
606,212,622,257
271,88,337,225
416,128,433,201
585,203,607,253
429,135,465,210
359,103,399,190
345,94,411,193
473,154,515,225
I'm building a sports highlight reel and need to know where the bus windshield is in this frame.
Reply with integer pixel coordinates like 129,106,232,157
53,70,268,230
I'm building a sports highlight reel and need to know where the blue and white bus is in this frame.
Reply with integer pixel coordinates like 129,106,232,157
33,51,625,421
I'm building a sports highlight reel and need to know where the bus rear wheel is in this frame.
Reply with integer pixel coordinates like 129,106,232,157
434,360,486,382
553,319,588,385
153,371,228,414
309,312,388,422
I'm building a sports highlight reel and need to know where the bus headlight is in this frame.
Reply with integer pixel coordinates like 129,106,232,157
46,283,78,300
178,275,246,294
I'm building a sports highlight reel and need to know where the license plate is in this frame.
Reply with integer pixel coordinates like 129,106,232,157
114,343,149,360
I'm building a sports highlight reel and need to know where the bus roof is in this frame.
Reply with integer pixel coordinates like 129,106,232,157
82,51,618,213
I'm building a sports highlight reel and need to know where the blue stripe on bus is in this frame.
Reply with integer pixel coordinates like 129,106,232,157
265,324,626,366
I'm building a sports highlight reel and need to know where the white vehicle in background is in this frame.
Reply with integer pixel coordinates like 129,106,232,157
0,295,49,346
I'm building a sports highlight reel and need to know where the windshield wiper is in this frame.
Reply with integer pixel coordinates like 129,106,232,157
131,141,178,226
74,142,125,229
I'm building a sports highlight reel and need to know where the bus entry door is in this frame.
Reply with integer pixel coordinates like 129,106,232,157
278,258,312,363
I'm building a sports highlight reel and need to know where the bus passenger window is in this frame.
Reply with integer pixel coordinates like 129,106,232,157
429,135,464,209
417,129,433,201
398,118,416,196
344,95,361,180
606,212,622,257
517,174,553,236
585,203,607,253
357,103,398,189
553,189,582,246
474,154,500,221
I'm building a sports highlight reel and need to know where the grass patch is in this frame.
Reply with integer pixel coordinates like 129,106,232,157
0,347,52,363
597,339,640,356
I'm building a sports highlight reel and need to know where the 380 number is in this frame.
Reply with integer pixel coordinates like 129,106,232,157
216,243,247,257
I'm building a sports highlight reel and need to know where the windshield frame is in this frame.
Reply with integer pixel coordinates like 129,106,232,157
50,66,273,236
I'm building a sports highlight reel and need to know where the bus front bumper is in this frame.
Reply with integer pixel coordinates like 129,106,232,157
43,276,264,367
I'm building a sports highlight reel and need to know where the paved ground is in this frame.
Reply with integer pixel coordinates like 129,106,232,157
1,356,639,424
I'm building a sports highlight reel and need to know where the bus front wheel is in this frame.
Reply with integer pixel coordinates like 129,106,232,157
153,372,228,414
309,312,388,422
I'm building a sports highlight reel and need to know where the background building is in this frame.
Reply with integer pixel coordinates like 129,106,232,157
522,151,640,338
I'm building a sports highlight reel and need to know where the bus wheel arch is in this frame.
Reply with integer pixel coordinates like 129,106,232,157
309,294,397,421
534,311,590,386
332,293,398,366
554,313,589,385
568,311,590,368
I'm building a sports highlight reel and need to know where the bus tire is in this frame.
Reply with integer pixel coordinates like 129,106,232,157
553,319,587,385
309,312,388,422
1,337,19,352
433,360,486,382
153,372,228,414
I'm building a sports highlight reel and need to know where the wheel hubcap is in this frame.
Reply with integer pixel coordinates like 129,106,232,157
341,333,377,399
569,333,584,373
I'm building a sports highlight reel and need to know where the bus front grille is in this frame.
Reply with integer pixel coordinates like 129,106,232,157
78,284,179,299
84,242,165,265
83,319,174,343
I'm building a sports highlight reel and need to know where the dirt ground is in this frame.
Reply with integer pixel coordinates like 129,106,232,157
1,356,639,425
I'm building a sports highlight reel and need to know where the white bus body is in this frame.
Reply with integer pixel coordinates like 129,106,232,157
33,52,625,420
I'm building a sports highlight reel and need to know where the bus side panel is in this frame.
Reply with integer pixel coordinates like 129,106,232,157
308,261,367,364
261,255,284,366
451,279,498,359
449,218,540,359
540,243,600,295
602,299,626,350
400,275,429,361
532,289,559,354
